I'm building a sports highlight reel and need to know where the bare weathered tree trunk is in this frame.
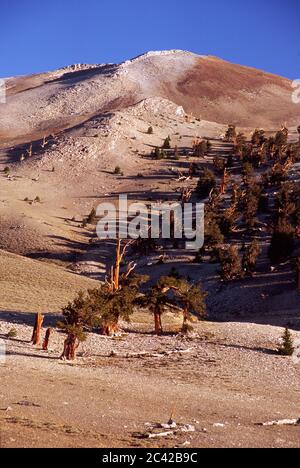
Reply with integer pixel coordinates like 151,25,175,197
41,136,47,148
100,239,135,336
31,313,44,346
221,168,228,195
113,239,121,291
42,328,52,350
154,312,163,335
182,308,189,333
61,334,78,361
99,318,120,337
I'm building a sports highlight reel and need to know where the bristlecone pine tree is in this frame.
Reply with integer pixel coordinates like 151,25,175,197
86,207,97,224
89,274,147,336
243,184,261,229
162,136,171,149
58,274,147,360
225,125,237,143
165,277,207,333
193,139,209,158
251,129,266,146
268,218,295,264
274,127,288,147
274,183,296,224
219,204,239,236
278,328,294,356
203,209,224,260
196,169,216,199
242,239,261,275
236,132,247,147
58,291,100,361
97,239,145,335
142,277,172,335
219,245,244,281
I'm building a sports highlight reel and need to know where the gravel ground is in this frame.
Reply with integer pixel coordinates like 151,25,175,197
1,318,299,448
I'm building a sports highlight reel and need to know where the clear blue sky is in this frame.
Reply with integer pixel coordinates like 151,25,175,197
0,0,299,79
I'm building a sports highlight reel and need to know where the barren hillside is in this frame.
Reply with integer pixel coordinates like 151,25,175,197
0,51,298,148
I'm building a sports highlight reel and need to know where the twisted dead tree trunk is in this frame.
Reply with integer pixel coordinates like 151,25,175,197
31,313,44,346
221,168,229,195
42,328,52,350
100,239,135,336
154,312,163,335
182,307,189,330
99,322,120,337
61,333,79,361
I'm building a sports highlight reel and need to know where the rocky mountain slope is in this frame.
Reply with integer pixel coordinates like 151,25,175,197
0,50,298,147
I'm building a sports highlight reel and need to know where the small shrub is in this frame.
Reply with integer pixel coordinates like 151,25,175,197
225,125,237,143
7,328,17,339
34,196,41,203
193,140,209,158
113,166,122,175
4,166,10,175
147,126,154,135
278,328,294,356
162,136,171,149
86,208,96,224
153,147,164,160
174,146,180,160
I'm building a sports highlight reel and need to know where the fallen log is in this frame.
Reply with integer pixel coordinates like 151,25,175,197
110,347,194,359
148,431,174,439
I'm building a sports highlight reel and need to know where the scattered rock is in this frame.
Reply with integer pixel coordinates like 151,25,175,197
15,400,41,408
138,420,196,439
259,418,300,427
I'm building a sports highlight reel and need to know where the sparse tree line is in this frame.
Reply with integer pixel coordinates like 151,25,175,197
151,134,212,161
7,123,299,362
195,124,300,282
52,240,206,360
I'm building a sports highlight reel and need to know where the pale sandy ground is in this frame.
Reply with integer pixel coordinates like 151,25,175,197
0,318,300,448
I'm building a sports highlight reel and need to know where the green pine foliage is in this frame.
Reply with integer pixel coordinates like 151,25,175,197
164,277,207,333
278,328,294,356
86,208,97,224
219,245,244,281
196,169,217,199
162,136,171,149
268,219,295,264
243,240,261,275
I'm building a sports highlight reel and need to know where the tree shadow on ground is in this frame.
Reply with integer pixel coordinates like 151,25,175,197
0,311,61,328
